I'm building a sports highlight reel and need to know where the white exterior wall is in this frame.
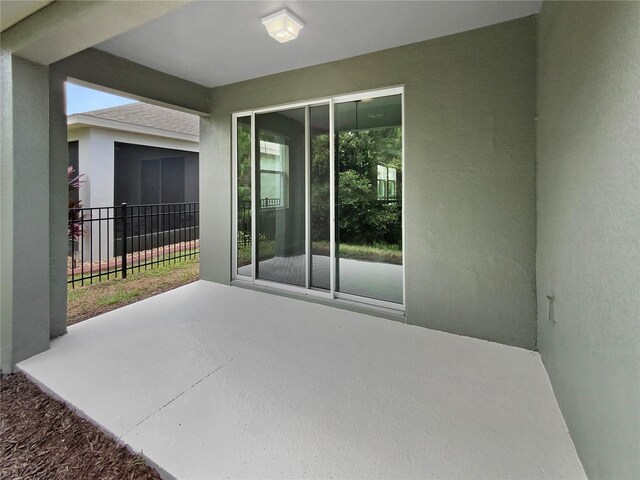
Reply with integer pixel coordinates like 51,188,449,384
67,125,198,260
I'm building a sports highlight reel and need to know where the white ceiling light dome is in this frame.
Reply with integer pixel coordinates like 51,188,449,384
261,9,304,43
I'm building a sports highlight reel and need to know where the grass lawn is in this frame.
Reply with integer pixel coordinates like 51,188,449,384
313,241,402,265
67,257,199,325
237,241,402,266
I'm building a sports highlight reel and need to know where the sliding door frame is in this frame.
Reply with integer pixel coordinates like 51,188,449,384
231,86,405,311
304,105,311,290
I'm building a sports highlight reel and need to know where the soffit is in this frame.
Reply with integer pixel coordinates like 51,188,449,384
0,1,52,32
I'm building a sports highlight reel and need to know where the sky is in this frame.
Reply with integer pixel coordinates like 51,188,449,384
66,83,137,115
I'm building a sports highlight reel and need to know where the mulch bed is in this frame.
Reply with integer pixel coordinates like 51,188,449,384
0,372,161,480
67,239,199,276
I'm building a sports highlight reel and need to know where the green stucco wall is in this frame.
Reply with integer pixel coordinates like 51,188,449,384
537,2,640,478
0,52,51,371
202,16,538,349
48,69,68,340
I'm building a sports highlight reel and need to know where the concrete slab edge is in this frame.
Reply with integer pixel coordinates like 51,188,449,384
16,366,177,480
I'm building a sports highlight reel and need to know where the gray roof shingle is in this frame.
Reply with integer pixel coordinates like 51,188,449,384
79,103,199,137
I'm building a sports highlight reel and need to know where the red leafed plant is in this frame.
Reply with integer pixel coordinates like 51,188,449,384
68,166,86,241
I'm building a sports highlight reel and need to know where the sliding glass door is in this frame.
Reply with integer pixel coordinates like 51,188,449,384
334,94,403,304
233,87,404,309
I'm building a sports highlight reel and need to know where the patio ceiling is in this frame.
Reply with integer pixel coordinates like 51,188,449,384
96,0,542,88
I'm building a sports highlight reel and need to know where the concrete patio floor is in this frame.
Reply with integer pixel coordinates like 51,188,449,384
18,281,585,480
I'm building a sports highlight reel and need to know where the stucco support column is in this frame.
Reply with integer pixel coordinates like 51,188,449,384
49,67,68,339
0,51,51,372
198,112,231,284
198,112,215,283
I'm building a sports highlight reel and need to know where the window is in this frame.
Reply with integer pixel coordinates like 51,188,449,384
376,165,398,200
259,136,289,208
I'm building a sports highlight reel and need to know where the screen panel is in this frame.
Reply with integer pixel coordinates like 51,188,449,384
255,108,306,287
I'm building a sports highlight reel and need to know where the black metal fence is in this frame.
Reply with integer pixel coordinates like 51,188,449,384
69,202,199,288
237,198,282,247
238,200,252,247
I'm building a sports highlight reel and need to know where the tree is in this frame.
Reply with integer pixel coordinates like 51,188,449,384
335,128,402,247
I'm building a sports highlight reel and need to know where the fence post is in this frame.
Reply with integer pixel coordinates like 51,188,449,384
121,202,128,279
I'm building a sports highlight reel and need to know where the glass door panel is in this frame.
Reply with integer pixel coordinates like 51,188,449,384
235,116,252,277
255,108,306,287
334,94,403,304
310,104,330,290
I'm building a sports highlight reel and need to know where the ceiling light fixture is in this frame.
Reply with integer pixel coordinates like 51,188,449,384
261,9,304,43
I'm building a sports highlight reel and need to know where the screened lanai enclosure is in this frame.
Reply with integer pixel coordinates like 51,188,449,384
234,88,403,308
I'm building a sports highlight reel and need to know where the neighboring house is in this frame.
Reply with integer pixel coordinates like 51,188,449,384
1,2,638,479
68,103,199,258
68,102,199,210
